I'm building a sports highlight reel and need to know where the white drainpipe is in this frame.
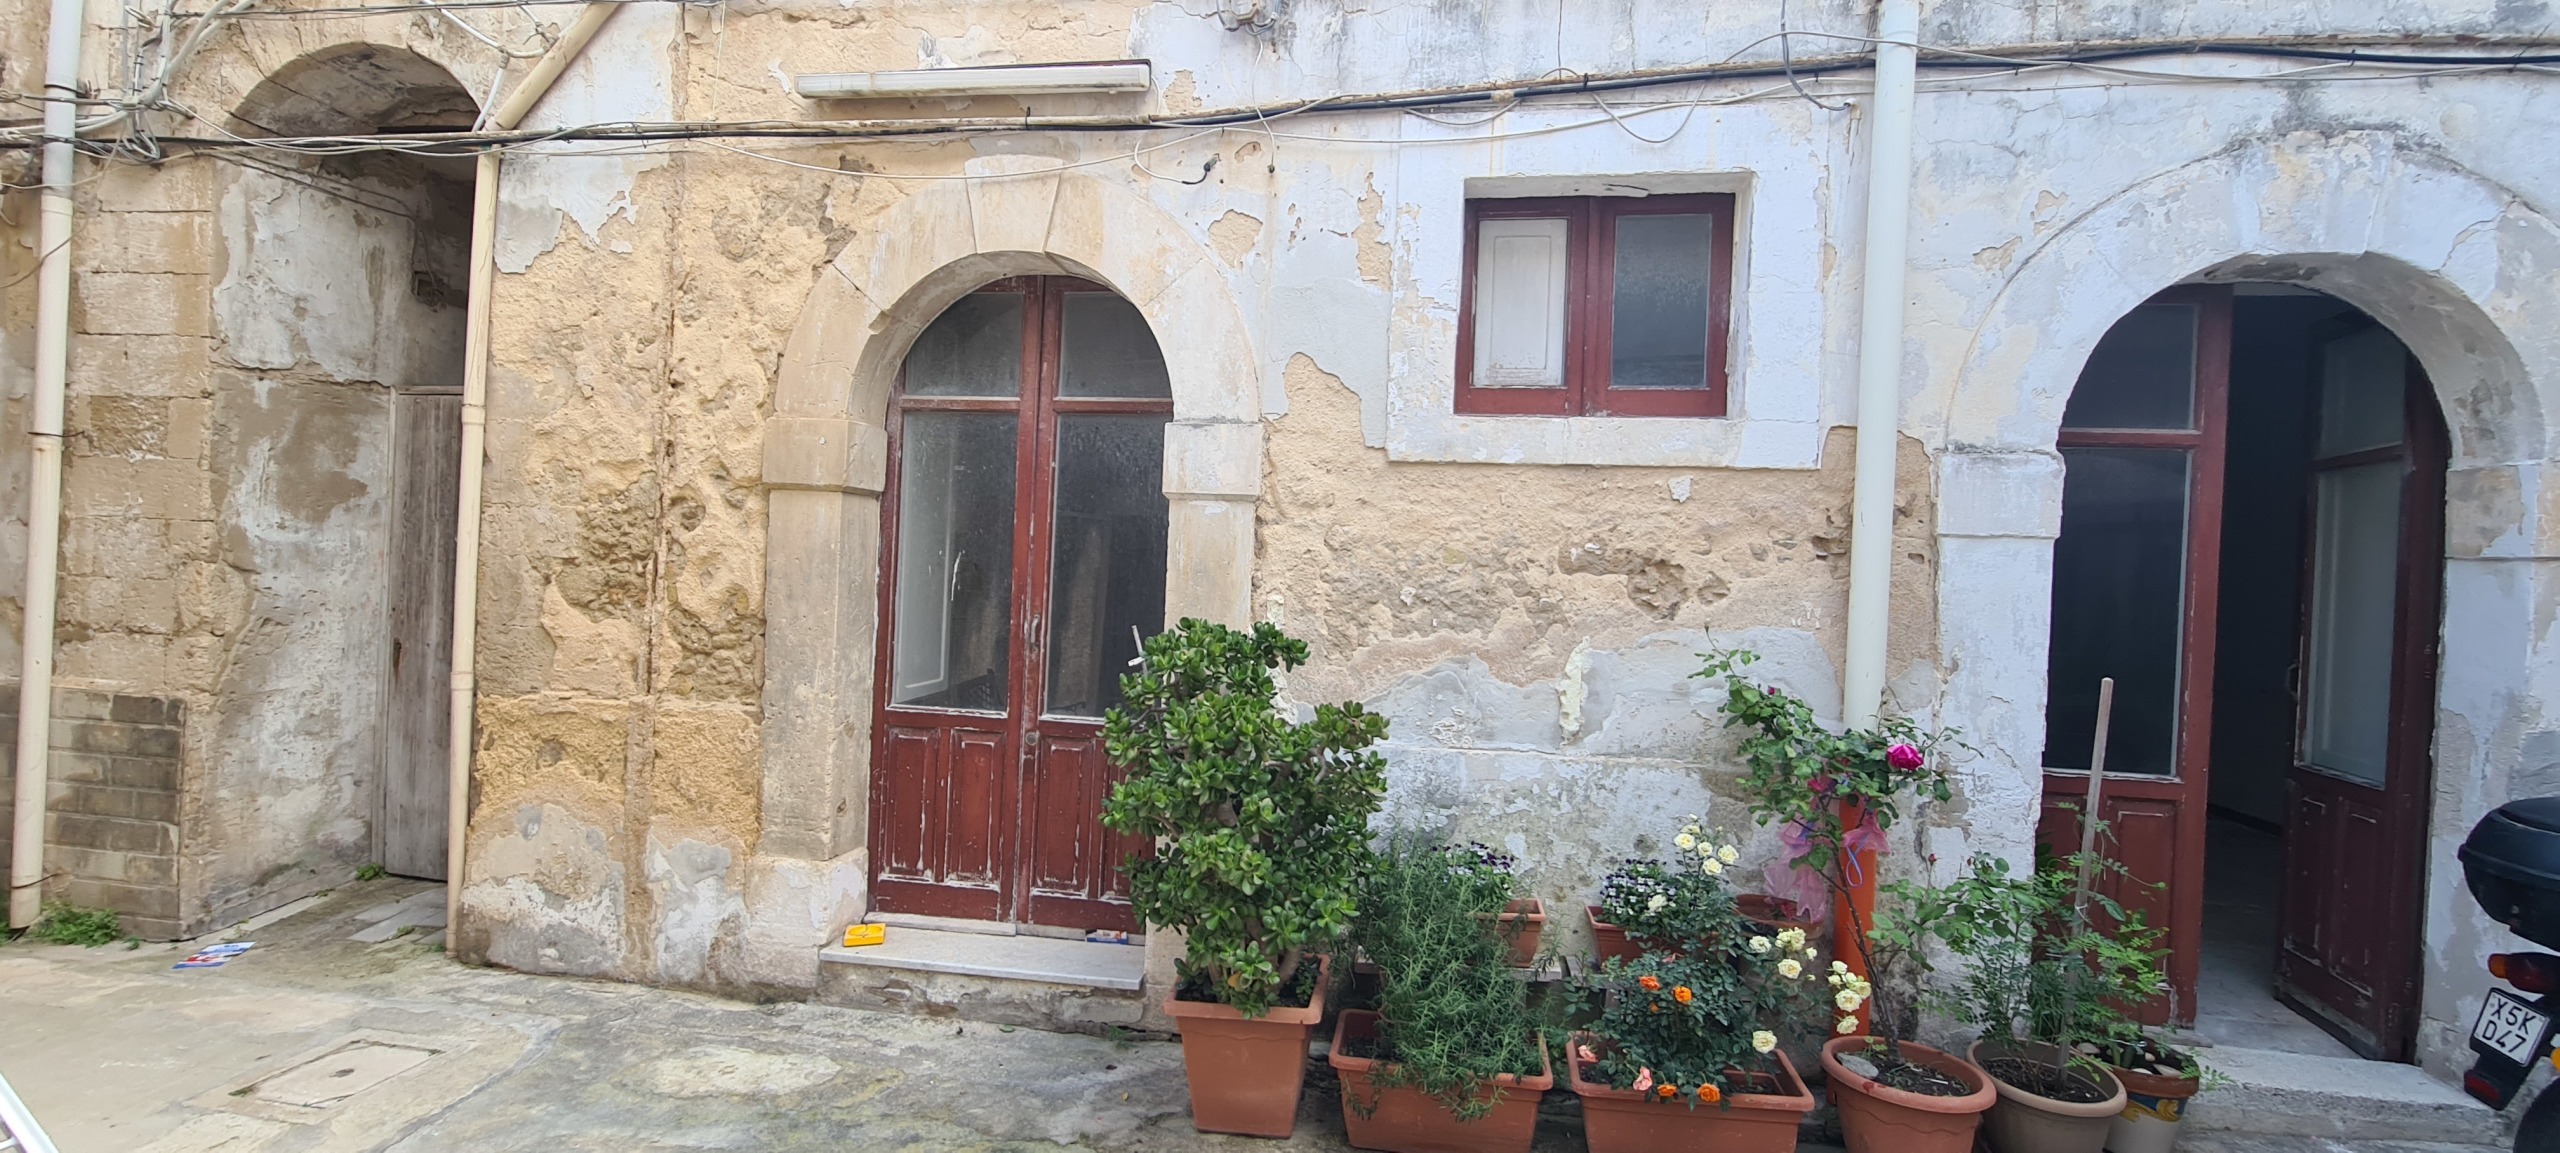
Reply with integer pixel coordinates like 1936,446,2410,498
446,1,618,934
1840,0,1920,729
10,0,88,930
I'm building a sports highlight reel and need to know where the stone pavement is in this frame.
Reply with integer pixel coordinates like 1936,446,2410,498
0,878,2514,1152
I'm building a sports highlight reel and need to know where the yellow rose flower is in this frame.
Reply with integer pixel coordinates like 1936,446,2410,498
1777,958,1803,979
1837,1015,1860,1034
1718,845,1740,865
1751,1030,1778,1054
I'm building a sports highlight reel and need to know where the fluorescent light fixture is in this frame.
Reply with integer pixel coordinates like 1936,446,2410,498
794,60,1152,100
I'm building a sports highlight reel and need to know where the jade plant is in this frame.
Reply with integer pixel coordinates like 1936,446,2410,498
1101,619,1389,1018
1349,829,1542,1119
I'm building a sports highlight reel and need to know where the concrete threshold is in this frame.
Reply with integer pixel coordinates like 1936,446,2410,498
2186,1045,2507,1144
822,926,1145,991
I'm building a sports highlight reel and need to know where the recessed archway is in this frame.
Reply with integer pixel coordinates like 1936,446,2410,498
199,43,478,909
1932,130,2560,1077
756,157,1260,999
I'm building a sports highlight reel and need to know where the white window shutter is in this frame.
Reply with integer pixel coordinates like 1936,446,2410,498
1471,217,1570,389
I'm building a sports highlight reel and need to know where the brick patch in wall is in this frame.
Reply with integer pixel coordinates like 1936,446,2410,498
0,682,186,939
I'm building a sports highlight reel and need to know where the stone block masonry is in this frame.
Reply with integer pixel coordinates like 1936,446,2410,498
0,682,187,939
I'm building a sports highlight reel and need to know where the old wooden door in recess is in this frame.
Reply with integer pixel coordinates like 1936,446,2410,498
2038,286,2233,1024
381,390,461,880
868,277,1169,933
2273,324,2445,1060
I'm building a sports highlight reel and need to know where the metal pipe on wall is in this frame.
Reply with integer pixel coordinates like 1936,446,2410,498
446,1,619,936
1840,0,1920,730
10,0,90,930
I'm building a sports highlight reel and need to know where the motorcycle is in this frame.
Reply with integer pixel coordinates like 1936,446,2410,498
2458,798,2560,1151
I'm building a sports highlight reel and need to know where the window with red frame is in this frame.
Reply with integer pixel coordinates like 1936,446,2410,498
1454,193,1735,417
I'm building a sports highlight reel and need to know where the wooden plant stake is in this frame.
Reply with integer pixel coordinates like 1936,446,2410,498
2072,677,2114,932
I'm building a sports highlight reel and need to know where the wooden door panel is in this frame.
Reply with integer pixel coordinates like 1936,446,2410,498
876,726,943,883
940,728,1008,887
1024,730,1140,932
2038,787,2179,1024
382,393,460,880
1028,732,1104,898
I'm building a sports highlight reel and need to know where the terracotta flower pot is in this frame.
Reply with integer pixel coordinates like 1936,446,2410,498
1819,1036,1996,1153
1736,893,1821,938
2103,1060,2201,1153
1328,1009,1551,1153
1164,954,1331,1137
1587,905,1644,965
1567,1033,1815,1153
1966,1039,2127,1153
1492,898,1545,967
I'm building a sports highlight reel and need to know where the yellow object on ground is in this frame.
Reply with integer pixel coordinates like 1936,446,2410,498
842,924,884,948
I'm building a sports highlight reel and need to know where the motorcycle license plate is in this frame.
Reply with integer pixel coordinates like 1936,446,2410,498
2473,989,2550,1065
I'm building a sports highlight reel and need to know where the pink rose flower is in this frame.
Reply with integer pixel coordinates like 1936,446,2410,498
1632,1068,1654,1093
1809,774,1837,795
1886,743,1924,770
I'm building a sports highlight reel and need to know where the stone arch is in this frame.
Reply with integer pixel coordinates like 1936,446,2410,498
758,158,1261,899
1940,130,2559,473
227,42,478,136
1929,130,2560,1077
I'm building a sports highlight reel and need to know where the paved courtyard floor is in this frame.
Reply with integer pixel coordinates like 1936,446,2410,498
0,878,2514,1152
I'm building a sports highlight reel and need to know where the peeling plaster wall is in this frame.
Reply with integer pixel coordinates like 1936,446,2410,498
15,0,2560,1092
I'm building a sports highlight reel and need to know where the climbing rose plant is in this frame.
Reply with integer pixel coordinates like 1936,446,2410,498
1695,647,1957,917
1101,619,1389,1018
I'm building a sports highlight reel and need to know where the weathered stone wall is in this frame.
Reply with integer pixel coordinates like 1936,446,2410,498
0,684,187,938
8,0,2560,1091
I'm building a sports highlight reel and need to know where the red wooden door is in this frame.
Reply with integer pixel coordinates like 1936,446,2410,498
2273,326,2445,1060
2039,286,2233,1025
868,278,1169,933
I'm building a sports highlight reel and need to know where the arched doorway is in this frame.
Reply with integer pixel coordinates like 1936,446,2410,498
866,277,1171,934
213,45,475,886
2040,284,2446,1060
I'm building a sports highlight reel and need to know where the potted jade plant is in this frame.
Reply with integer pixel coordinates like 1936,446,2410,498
1569,826,1824,1153
1331,830,1552,1153
1101,619,1388,1138
1887,852,2162,1153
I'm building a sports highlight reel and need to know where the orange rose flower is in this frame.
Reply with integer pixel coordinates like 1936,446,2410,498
1672,985,1694,1003
1656,1083,1678,1099
1697,1083,1722,1104
1638,975,1661,991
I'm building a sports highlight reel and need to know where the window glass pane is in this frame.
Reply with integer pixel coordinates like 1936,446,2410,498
890,411,1016,710
1608,212,1713,390
2316,326,2407,458
1060,293,1172,399
904,293,1023,398
2044,447,2192,775
2060,303,2197,430
1045,415,1169,718
2301,460,2403,785
1470,216,1571,389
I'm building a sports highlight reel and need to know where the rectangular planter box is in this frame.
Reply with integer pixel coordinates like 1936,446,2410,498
1568,1033,1815,1153
1165,955,1331,1137
1328,1009,1551,1153
1494,898,1545,967
1587,905,1642,965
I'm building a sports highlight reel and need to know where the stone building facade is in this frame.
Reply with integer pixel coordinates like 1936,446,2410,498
6,0,2560,1092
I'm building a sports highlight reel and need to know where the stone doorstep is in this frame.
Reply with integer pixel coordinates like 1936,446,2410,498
813,926,1152,1036
820,926,1144,991
2184,1045,2509,1144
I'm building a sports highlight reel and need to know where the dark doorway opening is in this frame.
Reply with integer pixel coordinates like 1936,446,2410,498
2039,284,2444,1061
